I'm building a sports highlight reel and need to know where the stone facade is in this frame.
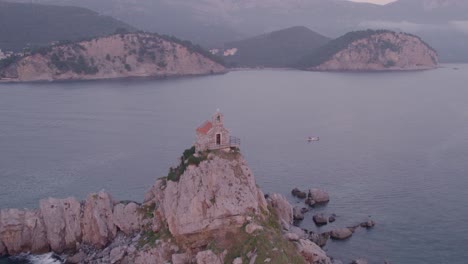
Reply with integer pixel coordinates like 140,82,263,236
195,111,238,152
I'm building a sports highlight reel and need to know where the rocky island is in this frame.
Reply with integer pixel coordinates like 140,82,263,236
297,30,438,72
0,33,226,82
0,112,376,263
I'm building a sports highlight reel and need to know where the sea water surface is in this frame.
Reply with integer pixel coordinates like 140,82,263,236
1,66,468,263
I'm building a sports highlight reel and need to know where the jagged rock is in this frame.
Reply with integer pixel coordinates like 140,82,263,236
284,232,300,241
308,189,330,204
308,232,329,247
109,246,127,264
0,209,49,255
81,191,117,248
133,241,176,264
39,197,82,252
143,179,166,205
328,214,336,223
360,220,375,229
268,193,293,225
293,207,305,221
113,202,143,235
232,257,243,264
313,214,328,226
330,228,353,240
291,188,307,199
172,253,190,264
196,250,223,264
67,251,87,263
0,240,5,256
161,154,268,246
295,239,332,264
351,259,368,264
305,197,316,207
288,225,307,239
245,223,263,234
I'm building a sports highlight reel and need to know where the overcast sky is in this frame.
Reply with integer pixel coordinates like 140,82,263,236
350,0,397,4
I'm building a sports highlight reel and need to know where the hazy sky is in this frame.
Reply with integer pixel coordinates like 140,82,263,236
350,0,397,4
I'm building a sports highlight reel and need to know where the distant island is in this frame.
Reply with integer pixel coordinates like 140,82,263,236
297,30,439,72
214,26,331,68
0,33,226,82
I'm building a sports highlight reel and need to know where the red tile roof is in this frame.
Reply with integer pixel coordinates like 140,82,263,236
196,121,212,135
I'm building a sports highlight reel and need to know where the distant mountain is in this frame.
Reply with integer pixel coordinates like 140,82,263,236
0,1,135,52
6,0,468,62
297,30,438,71
218,26,330,68
0,33,225,82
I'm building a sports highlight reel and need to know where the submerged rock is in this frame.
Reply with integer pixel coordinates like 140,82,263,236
360,220,376,229
352,258,368,264
308,232,329,248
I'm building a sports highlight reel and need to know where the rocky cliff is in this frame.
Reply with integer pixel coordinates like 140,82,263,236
299,30,438,72
0,33,225,82
0,147,331,264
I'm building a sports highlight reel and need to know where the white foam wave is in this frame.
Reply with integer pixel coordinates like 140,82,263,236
10,253,64,264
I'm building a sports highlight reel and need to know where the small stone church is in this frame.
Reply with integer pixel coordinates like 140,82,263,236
195,111,240,152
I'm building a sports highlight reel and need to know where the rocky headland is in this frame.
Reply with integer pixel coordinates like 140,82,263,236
298,30,438,72
0,33,225,82
0,146,340,264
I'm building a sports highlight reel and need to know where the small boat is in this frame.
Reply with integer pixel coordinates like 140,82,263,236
307,136,320,142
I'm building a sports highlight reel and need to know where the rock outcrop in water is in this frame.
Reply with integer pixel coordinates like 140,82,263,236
0,32,225,82
0,147,332,264
298,30,438,71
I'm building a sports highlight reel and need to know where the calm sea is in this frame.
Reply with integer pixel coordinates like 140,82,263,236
1,66,468,263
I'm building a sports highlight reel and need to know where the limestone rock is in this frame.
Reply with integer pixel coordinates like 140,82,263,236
0,33,226,82
288,225,307,239
0,240,5,256
109,246,127,264
172,253,190,264
143,179,166,205
308,232,329,247
196,250,223,264
291,188,307,199
308,189,330,204
39,197,82,252
161,154,268,246
268,193,293,225
113,202,143,235
245,223,263,234
81,191,117,248
67,251,86,264
293,207,305,221
313,214,328,226
284,232,300,241
0,209,48,255
295,239,332,264
328,214,336,223
133,241,175,264
330,228,353,240
360,220,375,229
232,257,243,264
309,30,438,72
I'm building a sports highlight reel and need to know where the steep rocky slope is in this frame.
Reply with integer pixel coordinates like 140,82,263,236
0,147,330,264
298,30,438,71
0,33,225,82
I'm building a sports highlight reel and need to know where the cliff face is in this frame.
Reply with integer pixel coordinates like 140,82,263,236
308,31,438,71
146,151,268,246
0,148,330,264
0,33,226,82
